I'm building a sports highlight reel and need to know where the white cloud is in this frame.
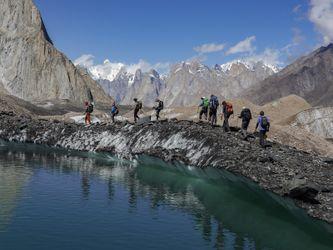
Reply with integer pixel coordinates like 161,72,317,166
309,0,333,44
74,54,95,68
291,27,305,45
74,55,170,81
226,36,256,55
193,43,225,54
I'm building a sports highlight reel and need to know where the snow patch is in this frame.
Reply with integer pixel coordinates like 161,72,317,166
70,115,101,124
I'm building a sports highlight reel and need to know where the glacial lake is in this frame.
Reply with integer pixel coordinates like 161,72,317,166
0,141,332,250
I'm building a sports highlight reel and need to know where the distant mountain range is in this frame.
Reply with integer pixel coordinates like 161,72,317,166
85,43,333,108
84,59,278,107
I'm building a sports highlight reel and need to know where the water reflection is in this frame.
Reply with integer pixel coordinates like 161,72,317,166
0,142,333,249
0,161,32,232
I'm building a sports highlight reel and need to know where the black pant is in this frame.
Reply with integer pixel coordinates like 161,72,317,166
156,108,162,120
241,120,250,137
242,120,250,130
199,107,208,120
223,114,230,132
111,111,118,123
134,109,140,123
209,108,217,125
259,130,267,147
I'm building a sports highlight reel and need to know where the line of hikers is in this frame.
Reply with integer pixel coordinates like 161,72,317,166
84,95,270,148
198,95,270,147
133,98,164,123
84,98,164,124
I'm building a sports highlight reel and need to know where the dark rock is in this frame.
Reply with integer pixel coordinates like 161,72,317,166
19,124,28,130
284,178,320,204
323,158,333,165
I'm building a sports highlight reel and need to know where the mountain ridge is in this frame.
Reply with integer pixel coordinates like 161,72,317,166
243,43,333,106
81,59,278,107
0,0,112,105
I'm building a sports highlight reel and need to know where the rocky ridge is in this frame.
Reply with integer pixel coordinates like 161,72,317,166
0,112,332,224
244,43,333,106
0,0,111,105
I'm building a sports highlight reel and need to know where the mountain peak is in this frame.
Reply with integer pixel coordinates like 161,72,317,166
0,0,111,104
315,43,333,55
220,60,279,74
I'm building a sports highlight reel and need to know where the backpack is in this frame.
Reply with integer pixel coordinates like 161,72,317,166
111,105,118,114
210,96,219,110
243,108,252,120
159,100,164,110
137,101,143,110
261,116,269,131
87,104,94,113
203,98,209,108
226,103,234,115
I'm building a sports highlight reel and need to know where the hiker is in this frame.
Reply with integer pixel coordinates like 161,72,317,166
209,95,219,126
238,107,252,138
198,97,209,121
133,98,142,123
84,101,94,125
221,101,233,132
154,98,164,121
255,111,270,148
110,101,119,123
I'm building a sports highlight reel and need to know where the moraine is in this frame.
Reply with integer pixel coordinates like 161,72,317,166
0,111,333,226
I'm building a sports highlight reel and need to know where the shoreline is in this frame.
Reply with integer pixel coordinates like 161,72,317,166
0,111,333,224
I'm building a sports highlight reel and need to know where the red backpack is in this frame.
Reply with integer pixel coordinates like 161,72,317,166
226,103,233,115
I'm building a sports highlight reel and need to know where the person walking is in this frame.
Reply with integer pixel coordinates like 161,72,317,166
238,107,252,139
221,101,233,132
198,97,209,121
110,101,119,123
209,95,219,126
154,98,164,121
133,98,142,123
255,111,270,148
84,101,93,125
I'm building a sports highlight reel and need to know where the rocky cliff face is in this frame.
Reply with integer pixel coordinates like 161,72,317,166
98,68,164,107
294,107,333,139
160,60,276,107
0,0,111,105
244,44,333,106
121,69,165,106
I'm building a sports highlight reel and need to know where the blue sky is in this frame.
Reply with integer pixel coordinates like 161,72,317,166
34,0,333,72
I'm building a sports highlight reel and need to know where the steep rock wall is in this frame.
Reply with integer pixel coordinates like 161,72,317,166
0,0,111,104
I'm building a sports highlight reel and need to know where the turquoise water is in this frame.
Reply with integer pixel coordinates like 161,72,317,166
0,142,332,250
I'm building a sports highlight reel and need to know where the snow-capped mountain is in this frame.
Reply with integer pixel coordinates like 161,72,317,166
219,60,279,74
96,67,164,106
89,60,126,82
160,60,278,107
82,59,279,107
